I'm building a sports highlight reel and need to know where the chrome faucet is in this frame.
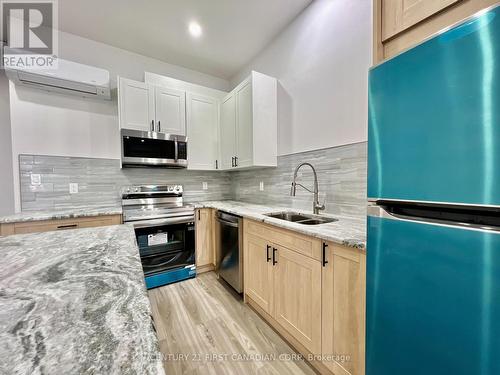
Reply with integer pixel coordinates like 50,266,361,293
290,162,326,215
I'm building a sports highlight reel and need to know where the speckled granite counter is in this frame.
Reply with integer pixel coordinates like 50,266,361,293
194,201,366,250
0,206,123,224
0,225,164,375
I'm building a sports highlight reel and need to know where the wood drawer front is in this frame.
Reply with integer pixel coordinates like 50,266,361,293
245,219,322,261
12,215,122,235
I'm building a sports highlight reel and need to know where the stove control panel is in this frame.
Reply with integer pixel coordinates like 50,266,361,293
121,184,183,197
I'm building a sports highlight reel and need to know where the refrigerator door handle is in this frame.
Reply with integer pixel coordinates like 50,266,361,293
368,205,500,233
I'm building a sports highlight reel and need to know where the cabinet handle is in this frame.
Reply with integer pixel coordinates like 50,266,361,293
322,242,329,267
235,156,238,167
198,210,201,221
215,160,218,170
57,224,78,230
231,157,235,167
151,120,154,132
174,138,178,161
272,247,278,265
158,121,161,133
266,245,271,262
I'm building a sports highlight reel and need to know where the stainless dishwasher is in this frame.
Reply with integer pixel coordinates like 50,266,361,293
216,211,243,293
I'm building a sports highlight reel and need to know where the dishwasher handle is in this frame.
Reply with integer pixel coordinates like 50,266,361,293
216,217,239,228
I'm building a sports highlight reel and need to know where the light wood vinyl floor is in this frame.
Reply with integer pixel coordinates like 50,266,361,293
148,272,317,375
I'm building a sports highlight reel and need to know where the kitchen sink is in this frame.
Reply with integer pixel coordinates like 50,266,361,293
265,212,312,222
265,212,338,225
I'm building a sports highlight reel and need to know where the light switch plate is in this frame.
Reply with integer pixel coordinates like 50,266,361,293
259,181,264,191
202,182,208,190
31,174,41,186
69,183,79,194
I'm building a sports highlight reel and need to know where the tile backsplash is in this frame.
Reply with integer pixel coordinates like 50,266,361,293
19,156,232,211
19,142,367,219
231,142,367,219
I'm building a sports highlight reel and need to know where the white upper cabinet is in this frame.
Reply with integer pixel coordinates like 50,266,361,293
235,80,253,168
220,94,237,170
154,86,186,135
118,76,186,135
219,71,277,171
118,71,277,171
118,77,155,132
187,93,219,170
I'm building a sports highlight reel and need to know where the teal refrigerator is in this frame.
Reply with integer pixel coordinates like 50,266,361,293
367,4,500,374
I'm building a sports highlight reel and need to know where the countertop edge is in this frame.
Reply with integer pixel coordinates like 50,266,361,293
193,201,366,251
0,207,123,224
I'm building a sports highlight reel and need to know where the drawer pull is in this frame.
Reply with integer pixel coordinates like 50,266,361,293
266,245,271,262
272,247,278,265
57,224,78,230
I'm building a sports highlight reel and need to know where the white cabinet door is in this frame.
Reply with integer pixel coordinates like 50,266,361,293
154,86,186,135
235,80,253,168
186,93,219,170
118,77,155,132
219,94,237,170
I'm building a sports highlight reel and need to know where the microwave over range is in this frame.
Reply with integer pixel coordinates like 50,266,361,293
121,129,188,168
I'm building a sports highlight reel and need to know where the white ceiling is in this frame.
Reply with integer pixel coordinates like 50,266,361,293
58,0,313,80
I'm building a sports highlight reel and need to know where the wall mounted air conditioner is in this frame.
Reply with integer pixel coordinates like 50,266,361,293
5,58,111,100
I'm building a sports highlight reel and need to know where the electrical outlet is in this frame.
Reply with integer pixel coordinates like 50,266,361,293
69,183,79,194
259,181,264,191
202,182,208,190
30,174,41,186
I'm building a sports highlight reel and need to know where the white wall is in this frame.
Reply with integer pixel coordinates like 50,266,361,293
9,30,231,212
231,0,372,155
0,72,15,216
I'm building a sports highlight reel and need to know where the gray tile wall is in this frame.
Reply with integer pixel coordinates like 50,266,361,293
19,155,232,211
19,142,367,218
230,142,367,219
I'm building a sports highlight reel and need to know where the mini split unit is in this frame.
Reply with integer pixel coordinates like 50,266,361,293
5,56,111,100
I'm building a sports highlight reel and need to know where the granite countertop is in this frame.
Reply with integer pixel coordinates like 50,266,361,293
0,225,164,375
194,200,366,250
0,206,123,224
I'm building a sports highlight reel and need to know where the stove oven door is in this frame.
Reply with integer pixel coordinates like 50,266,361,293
134,220,195,288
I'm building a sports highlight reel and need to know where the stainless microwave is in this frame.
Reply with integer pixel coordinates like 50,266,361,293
121,129,188,168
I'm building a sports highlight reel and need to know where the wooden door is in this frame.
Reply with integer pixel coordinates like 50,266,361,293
195,209,213,269
322,242,366,375
274,246,322,354
186,93,219,170
118,77,154,132
154,86,186,135
244,234,274,315
235,79,253,168
219,93,237,169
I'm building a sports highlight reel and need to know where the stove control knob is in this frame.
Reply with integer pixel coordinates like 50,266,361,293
135,188,139,192
175,186,180,191
168,186,174,192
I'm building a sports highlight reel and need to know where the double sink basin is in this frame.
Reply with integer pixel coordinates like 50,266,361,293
265,212,338,226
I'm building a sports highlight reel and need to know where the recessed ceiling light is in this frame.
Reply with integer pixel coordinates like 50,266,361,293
188,22,202,38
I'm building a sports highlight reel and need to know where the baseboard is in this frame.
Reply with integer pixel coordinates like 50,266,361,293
197,263,215,274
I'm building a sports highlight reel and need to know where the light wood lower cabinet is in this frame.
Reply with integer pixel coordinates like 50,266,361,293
243,219,366,375
322,242,366,375
274,245,322,355
0,214,122,236
195,208,214,273
244,234,274,315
